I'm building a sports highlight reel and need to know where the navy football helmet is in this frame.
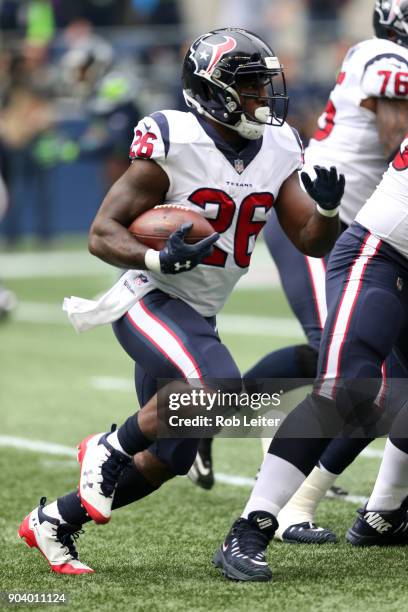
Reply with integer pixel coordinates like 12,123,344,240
182,28,288,139
374,0,408,47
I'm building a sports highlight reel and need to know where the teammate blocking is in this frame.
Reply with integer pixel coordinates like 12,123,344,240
244,0,408,544
214,136,408,582
18,28,344,574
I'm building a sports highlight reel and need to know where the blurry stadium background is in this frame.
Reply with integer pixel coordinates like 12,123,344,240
0,0,371,241
1,2,403,611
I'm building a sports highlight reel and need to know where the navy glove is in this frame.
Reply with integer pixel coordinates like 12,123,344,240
158,222,219,275
301,165,345,216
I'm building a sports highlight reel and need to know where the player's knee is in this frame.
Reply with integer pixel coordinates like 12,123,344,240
294,344,318,378
154,439,200,475
275,393,340,438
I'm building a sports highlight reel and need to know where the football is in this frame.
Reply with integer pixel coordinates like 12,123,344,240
128,204,214,250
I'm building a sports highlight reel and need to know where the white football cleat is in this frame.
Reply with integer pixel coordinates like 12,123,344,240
78,430,131,524
18,498,93,575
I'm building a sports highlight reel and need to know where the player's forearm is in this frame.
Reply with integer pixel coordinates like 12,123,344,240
88,160,169,269
298,211,340,257
89,217,149,269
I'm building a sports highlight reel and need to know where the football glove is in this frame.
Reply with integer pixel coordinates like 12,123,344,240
146,222,219,275
301,165,345,217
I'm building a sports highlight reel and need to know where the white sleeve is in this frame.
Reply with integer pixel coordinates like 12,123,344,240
129,112,169,163
361,54,408,99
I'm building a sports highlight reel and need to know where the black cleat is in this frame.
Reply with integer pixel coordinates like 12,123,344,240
326,485,349,499
280,521,337,544
187,438,214,490
213,511,277,582
346,498,408,546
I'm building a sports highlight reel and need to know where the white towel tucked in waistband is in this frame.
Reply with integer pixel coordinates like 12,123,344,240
63,270,154,333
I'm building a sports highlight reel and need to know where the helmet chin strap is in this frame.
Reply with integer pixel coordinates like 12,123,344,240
183,91,268,140
232,108,271,140
232,115,265,140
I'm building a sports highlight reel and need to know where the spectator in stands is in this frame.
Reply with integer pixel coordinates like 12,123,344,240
57,19,113,106
0,131,17,318
84,69,141,185
0,70,56,246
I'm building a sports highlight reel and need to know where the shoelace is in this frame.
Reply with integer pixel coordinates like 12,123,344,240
100,450,130,498
55,525,84,561
234,520,269,558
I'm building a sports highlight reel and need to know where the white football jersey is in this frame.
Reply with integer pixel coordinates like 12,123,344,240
306,37,408,226
356,136,408,259
129,110,303,316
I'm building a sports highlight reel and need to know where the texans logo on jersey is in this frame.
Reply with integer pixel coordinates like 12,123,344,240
189,33,237,77
393,136,408,171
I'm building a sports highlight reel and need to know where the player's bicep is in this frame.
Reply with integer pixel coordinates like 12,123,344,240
376,98,408,160
93,159,169,228
274,171,315,249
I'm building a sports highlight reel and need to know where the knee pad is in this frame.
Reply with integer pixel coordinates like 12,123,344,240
294,344,318,378
150,438,200,475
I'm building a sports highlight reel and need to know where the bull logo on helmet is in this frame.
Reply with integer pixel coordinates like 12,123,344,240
190,34,237,76
393,135,408,170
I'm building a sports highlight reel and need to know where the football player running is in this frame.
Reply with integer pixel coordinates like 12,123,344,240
214,135,408,582
17,28,344,575
241,0,408,545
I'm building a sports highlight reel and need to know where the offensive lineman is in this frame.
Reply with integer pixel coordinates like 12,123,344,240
214,138,408,582
243,0,408,544
17,29,344,574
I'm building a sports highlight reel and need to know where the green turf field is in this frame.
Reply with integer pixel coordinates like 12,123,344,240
1,240,404,612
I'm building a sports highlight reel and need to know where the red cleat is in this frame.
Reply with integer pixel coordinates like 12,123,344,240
18,498,94,575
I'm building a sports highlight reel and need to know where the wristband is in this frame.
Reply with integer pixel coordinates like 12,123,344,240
316,204,339,218
144,248,161,272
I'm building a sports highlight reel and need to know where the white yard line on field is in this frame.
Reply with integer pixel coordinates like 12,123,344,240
12,301,304,338
0,435,76,457
91,376,135,392
0,251,115,279
14,301,66,324
0,434,372,505
218,314,303,338
359,447,384,459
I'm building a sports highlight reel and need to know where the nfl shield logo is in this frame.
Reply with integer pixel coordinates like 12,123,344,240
234,158,245,174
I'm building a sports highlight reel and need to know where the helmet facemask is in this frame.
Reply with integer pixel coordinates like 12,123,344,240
232,69,289,136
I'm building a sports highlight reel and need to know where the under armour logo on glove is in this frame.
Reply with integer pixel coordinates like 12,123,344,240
174,260,192,272
158,223,219,275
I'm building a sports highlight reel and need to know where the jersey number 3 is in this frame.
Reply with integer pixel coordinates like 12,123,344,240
313,100,337,142
393,137,408,171
189,188,274,268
